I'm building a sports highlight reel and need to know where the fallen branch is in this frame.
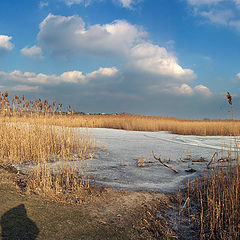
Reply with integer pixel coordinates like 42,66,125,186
217,157,236,163
192,157,207,162
185,168,196,173
152,151,179,173
207,152,217,169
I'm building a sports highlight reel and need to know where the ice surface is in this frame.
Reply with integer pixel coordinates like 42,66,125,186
14,127,239,193
78,128,238,193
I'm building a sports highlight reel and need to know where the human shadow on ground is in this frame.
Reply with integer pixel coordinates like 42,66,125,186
1,204,39,240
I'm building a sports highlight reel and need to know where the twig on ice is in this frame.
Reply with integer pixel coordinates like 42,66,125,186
207,152,217,169
152,151,179,173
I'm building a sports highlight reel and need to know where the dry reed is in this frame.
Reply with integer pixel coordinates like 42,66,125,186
183,162,240,240
3,114,240,136
0,90,240,136
179,92,240,239
0,91,96,200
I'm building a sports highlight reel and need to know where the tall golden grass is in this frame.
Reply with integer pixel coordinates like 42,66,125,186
0,123,94,165
1,89,240,236
0,91,95,199
2,114,240,136
178,92,240,239
181,162,240,240
0,90,240,136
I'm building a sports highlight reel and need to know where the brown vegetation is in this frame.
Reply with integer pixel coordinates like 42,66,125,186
179,161,240,240
179,92,240,239
3,112,240,136
0,90,240,136
1,90,240,239
0,91,95,199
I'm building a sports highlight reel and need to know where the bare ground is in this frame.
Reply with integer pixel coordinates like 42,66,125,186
0,166,177,240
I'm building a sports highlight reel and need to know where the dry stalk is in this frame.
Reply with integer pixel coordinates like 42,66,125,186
152,151,179,173
207,152,218,169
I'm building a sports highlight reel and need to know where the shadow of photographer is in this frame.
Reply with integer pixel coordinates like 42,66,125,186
1,204,39,240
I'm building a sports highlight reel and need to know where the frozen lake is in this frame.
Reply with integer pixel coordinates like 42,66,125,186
78,128,238,193
14,127,239,193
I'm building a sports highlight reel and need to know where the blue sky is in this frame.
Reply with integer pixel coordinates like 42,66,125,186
0,0,240,119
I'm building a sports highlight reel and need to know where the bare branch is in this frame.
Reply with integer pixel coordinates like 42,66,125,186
152,151,179,173
207,152,217,169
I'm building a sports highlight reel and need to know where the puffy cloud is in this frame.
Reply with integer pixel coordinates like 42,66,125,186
194,84,212,96
0,67,119,85
37,14,196,81
0,35,14,55
60,71,85,83
237,73,240,79
87,67,118,79
26,14,207,106
129,42,196,81
0,70,55,84
150,83,212,97
173,84,194,96
21,45,43,59
36,14,197,94
38,14,146,58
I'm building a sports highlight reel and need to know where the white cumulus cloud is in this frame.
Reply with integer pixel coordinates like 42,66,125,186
0,35,14,55
38,14,146,58
37,14,196,81
150,83,212,97
87,67,119,79
237,73,240,79
129,42,196,81
34,14,202,99
194,84,212,96
21,45,43,59
0,67,119,85
174,84,194,96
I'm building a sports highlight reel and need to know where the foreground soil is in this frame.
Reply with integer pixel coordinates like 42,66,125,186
0,168,175,240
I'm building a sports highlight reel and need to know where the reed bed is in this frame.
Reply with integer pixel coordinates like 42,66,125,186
26,161,90,200
176,92,240,239
3,114,240,136
180,162,240,240
0,90,240,136
0,91,96,200
0,123,94,165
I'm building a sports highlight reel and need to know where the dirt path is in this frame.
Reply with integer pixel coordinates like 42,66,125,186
0,168,175,240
